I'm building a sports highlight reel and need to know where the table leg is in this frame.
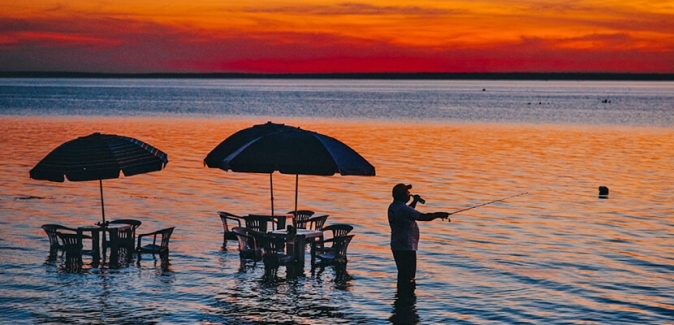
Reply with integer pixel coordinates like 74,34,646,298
295,235,306,264
310,237,319,266
88,229,101,267
310,241,314,266
74,229,85,265
108,228,119,264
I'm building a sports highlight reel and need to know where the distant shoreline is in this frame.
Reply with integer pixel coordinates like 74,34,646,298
1,71,673,81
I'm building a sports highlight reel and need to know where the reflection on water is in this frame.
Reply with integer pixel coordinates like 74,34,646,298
0,117,673,324
390,290,420,325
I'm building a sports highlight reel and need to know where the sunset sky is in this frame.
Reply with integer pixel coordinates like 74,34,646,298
2,0,673,74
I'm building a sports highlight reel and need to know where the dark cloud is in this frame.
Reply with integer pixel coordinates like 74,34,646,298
240,2,465,16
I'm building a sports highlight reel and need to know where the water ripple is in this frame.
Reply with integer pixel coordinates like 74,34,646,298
1,110,673,323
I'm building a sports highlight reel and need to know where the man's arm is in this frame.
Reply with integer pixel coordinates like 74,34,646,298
409,194,425,208
417,212,450,222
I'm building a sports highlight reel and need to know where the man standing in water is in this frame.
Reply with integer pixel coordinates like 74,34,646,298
388,183,450,292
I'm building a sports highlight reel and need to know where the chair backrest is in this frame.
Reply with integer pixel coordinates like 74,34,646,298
57,233,83,267
218,211,242,232
257,233,287,256
110,227,134,247
138,227,175,252
42,224,63,249
109,227,134,263
42,224,78,250
322,224,354,238
331,235,354,263
256,232,296,266
157,227,174,248
218,211,243,245
109,219,142,238
232,227,261,259
288,210,314,229
57,233,82,249
307,215,329,231
244,216,272,233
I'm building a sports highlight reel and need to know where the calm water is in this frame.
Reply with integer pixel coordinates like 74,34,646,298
0,79,673,324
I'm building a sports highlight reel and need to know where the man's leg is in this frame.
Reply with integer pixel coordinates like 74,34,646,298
392,250,417,290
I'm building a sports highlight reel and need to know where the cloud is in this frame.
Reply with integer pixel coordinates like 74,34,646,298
1,14,672,73
239,2,465,16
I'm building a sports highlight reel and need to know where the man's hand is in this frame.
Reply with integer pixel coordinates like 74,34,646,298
412,194,426,204
436,212,451,222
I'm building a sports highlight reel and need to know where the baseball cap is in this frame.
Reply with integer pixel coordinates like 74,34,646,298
392,183,412,198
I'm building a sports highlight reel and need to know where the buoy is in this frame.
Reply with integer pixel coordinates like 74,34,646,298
598,186,609,199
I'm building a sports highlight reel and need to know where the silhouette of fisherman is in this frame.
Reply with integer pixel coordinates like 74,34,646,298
388,183,450,293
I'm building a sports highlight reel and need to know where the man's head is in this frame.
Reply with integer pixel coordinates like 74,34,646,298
392,183,412,201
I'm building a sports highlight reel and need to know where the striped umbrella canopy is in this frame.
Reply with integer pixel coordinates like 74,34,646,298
30,132,168,224
204,122,375,216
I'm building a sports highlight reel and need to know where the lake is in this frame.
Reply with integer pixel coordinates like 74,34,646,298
0,79,672,324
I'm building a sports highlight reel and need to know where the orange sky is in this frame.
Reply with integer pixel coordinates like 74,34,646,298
2,0,673,73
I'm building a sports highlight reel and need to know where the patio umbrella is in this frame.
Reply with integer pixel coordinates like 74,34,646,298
30,132,168,224
204,121,375,216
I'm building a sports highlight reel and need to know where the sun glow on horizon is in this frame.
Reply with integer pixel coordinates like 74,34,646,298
1,0,673,73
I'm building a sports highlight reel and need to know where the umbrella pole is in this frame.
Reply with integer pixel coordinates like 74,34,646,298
270,173,274,216
294,174,299,215
99,179,106,224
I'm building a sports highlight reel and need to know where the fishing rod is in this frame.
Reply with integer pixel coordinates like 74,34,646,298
446,192,528,218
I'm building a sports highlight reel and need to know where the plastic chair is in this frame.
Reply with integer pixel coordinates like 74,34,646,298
218,211,243,248
258,232,295,267
136,227,175,258
314,235,354,266
232,227,263,261
303,215,329,253
317,224,354,255
104,219,142,253
42,224,75,253
57,233,84,271
41,224,89,258
306,215,329,231
109,226,135,265
287,210,314,229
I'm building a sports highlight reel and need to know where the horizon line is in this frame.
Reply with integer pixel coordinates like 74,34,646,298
1,71,673,81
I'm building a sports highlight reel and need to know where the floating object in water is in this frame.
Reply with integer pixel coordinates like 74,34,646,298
598,186,609,199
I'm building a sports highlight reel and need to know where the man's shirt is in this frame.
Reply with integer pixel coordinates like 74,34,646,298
388,200,421,251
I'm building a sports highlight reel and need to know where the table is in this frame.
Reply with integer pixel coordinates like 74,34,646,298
270,229,323,265
77,223,131,266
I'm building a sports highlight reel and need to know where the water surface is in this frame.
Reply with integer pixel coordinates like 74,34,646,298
0,79,672,324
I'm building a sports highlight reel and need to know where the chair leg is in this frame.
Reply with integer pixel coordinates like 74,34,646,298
63,249,83,272
47,248,59,262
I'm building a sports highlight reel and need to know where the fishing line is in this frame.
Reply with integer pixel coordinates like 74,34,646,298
446,192,528,218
